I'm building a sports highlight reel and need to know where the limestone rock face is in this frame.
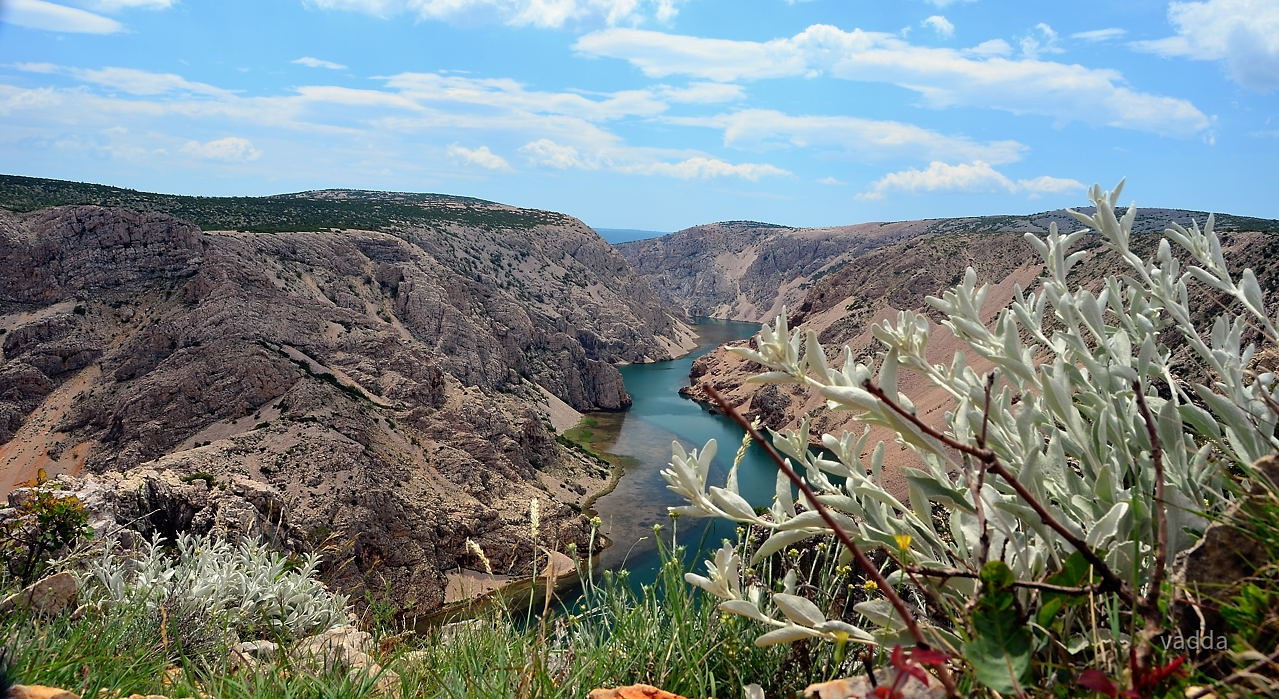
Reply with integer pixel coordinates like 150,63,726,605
0,192,693,613
617,208,1278,323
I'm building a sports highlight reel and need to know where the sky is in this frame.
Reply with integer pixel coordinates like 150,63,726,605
0,0,1276,232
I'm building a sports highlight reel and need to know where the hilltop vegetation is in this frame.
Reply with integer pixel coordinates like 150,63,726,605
0,174,572,233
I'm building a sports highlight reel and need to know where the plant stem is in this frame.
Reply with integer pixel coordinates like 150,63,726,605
1132,380,1168,673
862,380,1136,607
905,566,1100,595
704,384,962,699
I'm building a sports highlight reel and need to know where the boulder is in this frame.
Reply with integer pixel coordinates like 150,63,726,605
295,625,399,696
0,572,78,617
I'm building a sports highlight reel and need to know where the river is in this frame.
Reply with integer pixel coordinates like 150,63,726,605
585,318,781,587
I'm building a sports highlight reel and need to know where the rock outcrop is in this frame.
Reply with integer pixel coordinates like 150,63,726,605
0,178,696,613
617,209,1279,323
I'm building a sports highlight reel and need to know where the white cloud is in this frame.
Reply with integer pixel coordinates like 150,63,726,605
1019,22,1061,59
1071,27,1126,42
619,157,787,180
575,24,1212,136
818,176,845,185
15,63,235,97
924,0,974,6
1017,175,1087,195
671,109,1026,164
858,160,1083,200
1133,0,1279,91
574,28,808,81
447,144,511,170
4,0,124,33
293,56,348,70
302,0,684,28
81,0,175,9
11,62,61,73
380,72,668,121
518,137,787,180
181,136,261,162
659,81,744,103
922,15,953,39
75,67,234,97
520,138,586,169
967,38,1011,56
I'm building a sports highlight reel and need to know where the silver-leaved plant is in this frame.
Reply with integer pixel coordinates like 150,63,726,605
81,531,349,640
663,181,1278,654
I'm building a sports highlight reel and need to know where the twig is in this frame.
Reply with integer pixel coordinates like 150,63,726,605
862,380,1136,607
905,566,1101,596
704,384,962,699
974,373,995,566
1133,380,1168,672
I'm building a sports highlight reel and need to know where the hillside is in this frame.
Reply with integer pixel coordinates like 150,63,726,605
0,175,696,613
681,221,1279,496
617,208,1279,322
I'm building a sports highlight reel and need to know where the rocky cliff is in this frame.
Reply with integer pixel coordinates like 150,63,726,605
0,176,696,614
618,209,1279,323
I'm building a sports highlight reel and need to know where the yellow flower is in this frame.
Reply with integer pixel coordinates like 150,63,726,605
862,580,878,592
893,533,912,551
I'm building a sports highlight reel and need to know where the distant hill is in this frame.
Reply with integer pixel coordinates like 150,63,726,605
0,174,570,233
594,227,668,244
617,208,1279,322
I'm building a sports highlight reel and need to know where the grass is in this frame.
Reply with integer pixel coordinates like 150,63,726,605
399,537,811,698
559,416,601,447
1194,461,1279,694
0,535,820,699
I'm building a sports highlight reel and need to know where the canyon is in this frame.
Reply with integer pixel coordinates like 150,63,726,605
627,211,1279,495
0,175,694,615
4,173,1278,615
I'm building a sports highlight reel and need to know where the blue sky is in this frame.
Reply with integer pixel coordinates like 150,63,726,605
0,0,1276,231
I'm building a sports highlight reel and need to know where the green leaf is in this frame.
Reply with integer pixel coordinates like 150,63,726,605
1036,552,1093,626
963,561,1032,695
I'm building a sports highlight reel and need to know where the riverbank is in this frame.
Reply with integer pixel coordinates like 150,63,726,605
557,415,637,515
434,318,764,618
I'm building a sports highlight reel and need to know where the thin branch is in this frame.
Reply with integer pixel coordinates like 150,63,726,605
905,566,1102,596
862,380,1136,607
978,372,995,450
704,384,961,699
1133,380,1168,672
975,373,995,566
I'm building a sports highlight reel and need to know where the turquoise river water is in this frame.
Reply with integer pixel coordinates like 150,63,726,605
585,318,781,587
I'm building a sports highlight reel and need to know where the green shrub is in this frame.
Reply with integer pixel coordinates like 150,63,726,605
179,471,218,488
0,474,92,587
